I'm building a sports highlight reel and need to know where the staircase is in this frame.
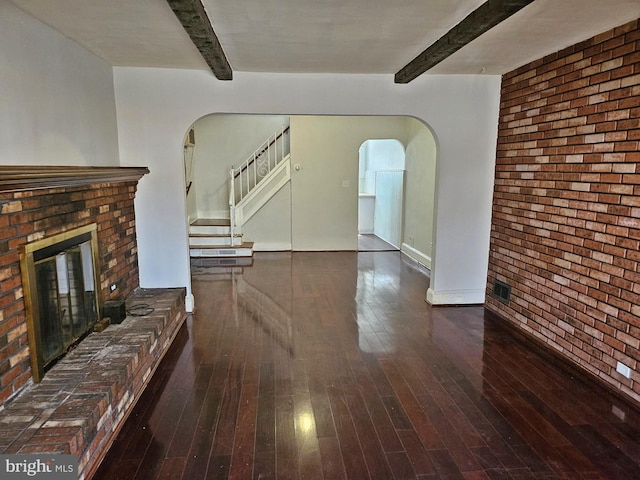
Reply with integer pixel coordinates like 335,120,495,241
189,125,290,261
188,218,254,260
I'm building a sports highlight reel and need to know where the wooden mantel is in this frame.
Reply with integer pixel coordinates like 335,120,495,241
0,165,150,192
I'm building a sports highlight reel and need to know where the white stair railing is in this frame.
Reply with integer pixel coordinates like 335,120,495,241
228,166,236,245
229,125,290,234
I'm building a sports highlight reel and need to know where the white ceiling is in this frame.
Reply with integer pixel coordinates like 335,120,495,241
9,0,640,77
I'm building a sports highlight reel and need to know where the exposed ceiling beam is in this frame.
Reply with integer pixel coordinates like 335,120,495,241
395,0,536,83
166,0,232,80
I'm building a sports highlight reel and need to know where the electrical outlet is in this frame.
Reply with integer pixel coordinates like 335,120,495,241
110,283,117,293
616,361,631,379
611,405,626,421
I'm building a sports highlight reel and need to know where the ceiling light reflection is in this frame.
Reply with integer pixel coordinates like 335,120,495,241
297,413,314,434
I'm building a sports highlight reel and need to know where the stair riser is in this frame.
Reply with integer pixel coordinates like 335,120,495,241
190,248,253,258
189,225,231,235
189,237,241,247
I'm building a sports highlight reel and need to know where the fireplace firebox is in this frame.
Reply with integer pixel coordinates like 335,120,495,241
20,224,101,382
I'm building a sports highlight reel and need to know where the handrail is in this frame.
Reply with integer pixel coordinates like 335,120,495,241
229,167,235,244
228,124,291,239
230,125,290,206
234,155,290,228
233,126,290,179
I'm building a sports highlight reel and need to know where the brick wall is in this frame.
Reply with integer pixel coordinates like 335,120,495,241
0,182,141,404
487,19,640,405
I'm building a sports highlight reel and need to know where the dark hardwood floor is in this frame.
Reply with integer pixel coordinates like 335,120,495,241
358,234,398,251
94,252,640,479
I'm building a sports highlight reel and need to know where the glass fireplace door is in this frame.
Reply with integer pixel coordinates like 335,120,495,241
34,240,98,370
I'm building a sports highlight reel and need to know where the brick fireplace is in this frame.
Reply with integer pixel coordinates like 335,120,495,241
0,166,149,405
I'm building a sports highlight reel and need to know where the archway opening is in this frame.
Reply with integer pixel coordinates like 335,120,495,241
183,114,437,271
358,139,405,251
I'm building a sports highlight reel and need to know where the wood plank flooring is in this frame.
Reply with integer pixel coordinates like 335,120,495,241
93,252,640,479
358,234,398,251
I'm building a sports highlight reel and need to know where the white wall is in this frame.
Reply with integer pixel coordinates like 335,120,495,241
358,195,375,234
359,139,406,244
402,117,438,268
0,1,119,167
290,116,410,251
113,69,501,306
374,171,404,248
192,116,416,248
242,183,292,251
184,144,198,224
191,114,289,219
361,139,405,195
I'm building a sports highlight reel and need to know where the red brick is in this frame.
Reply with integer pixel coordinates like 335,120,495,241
0,182,142,402
489,20,640,406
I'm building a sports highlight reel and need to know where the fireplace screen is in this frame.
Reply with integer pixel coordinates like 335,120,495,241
20,224,100,382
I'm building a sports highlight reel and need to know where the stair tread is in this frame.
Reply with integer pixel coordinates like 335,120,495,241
189,233,241,238
191,218,231,227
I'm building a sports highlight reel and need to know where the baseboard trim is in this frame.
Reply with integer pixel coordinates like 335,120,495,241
426,287,485,306
484,307,640,414
253,242,292,252
185,293,195,313
401,243,431,269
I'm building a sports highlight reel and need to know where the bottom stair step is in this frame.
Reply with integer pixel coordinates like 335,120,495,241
191,258,253,273
189,242,254,258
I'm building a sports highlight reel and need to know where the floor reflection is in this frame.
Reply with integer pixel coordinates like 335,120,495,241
94,251,640,480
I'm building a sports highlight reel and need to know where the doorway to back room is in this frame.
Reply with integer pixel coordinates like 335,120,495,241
358,139,405,252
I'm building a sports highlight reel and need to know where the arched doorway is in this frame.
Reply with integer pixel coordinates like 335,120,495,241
358,139,405,251
183,114,436,271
